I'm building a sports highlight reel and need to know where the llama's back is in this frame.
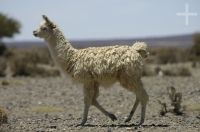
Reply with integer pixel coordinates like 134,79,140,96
71,44,144,85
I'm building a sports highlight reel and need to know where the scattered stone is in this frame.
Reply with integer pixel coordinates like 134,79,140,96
126,127,133,131
0,76,199,131
107,127,112,132
36,128,45,132
48,124,57,129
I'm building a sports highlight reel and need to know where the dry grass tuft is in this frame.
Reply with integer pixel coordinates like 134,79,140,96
4,47,60,77
163,67,191,77
158,86,184,116
0,58,6,77
184,104,200,112
1,80,9,86
0,107,8,125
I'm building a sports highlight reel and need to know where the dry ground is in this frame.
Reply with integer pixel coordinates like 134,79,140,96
0,68,200,132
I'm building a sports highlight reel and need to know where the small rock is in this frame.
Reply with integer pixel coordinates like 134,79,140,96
49,125,57,129
107,127,112,132
126,127,133,131
38,101,42,105
36,128,45,132
45,113,49,118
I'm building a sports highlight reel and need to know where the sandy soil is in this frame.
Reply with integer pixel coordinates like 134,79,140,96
0,69,200,132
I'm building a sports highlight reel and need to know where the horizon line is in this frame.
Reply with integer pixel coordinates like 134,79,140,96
4,32,196,43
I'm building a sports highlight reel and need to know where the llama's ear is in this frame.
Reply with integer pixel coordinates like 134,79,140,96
42,15,51,23
42,15,56,29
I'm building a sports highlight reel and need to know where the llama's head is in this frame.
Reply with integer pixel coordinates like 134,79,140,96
133,42,149,58
33,15,56,39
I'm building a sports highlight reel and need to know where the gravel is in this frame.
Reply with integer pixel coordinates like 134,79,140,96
0,69,200,131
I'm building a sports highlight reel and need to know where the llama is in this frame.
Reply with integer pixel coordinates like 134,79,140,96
33,15,149,126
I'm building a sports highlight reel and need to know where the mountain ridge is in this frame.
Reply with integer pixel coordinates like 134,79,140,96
5,34,193,48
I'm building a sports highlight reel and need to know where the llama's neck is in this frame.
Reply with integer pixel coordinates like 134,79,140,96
45,28,77,73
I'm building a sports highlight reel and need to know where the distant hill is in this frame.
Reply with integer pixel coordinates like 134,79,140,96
5,34,193,48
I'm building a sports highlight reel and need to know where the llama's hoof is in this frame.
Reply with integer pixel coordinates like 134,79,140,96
109,113,117,121
124,117,131,123
75,122,85,127
136,121,144,127
76,120,87,127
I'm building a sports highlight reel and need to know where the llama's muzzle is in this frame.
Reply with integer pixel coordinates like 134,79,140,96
33,31,38,36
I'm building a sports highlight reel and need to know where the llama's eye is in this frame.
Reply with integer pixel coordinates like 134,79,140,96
41,27,47,31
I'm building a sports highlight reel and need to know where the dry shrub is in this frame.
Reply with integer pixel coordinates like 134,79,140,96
142,65,157,76
142,65,192,77
6,47,59,77
151,47,189,64
0,43,7,56
29,47,53,65
167,86,183,115
0,107,8,125
1,80,9,86
0,58,6,77
158,86,183,116
189,33,200,62
163,67,191,77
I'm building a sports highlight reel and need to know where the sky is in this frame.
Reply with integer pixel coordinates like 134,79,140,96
0,0,200,41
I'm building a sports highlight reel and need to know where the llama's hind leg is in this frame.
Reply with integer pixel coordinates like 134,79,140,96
121,79,148,126
92,85,117,121
125,97,139,123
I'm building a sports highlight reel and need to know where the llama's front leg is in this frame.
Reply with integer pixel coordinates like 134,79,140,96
78,101,90,126
92,85,117,121
138,104,146,126
125,98,139,123
93,100,117,121
77,85,93,126
137,86,149,126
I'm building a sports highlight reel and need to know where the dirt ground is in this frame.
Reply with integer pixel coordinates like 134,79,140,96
0,68,200,132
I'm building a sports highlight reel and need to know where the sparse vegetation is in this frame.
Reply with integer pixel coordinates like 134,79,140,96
142,65,192,77
151,47,189,64
191,33,200,57
1,80,9,86
158,86,183,116
162,67,191,77
0,107,8,125
189,33,200,63
2,47,59,77
0,43,7,56
0,58,6,77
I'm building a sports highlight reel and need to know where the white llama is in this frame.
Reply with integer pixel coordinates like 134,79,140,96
33,15,149,126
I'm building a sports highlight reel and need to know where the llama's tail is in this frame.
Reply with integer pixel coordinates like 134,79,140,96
132,42,149,58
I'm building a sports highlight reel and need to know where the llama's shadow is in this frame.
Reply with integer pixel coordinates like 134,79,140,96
71,123,169,128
